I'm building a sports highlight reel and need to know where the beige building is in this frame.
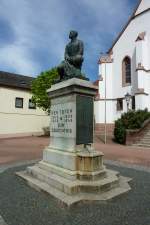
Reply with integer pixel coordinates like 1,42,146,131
0,71,49,138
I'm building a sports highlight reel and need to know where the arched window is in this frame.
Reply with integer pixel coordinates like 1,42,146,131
122,56,131,86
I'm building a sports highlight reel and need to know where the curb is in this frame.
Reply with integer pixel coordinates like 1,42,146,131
0,159,41,174
104,159,150,173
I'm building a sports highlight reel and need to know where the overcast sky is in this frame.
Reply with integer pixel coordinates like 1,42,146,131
0,0,139,81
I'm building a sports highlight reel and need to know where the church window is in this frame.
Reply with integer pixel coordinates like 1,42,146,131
132,96,135,110
122,56,131,86
117,98,123,111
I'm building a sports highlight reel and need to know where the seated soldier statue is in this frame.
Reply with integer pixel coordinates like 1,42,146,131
57,30,88,81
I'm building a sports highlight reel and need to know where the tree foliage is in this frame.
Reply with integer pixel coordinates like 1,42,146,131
31,68,58,113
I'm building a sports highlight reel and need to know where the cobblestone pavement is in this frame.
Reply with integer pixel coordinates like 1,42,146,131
0,163,150,225
0,136,150,167
0,216,7,225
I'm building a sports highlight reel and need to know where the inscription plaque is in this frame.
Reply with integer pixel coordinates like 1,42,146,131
76,95,93,145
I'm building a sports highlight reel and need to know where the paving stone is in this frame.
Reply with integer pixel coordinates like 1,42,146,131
0,216,7,225
0,163,150,225
104,159,150,173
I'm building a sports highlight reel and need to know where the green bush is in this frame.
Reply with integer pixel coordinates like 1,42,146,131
114,119,126,144
114,109,150,144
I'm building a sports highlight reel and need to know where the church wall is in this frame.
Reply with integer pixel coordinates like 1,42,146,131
112,11,150,106
95,6,150,130
94,100,114,124
98,63,113,99
135,0,150,15
95,59,114,124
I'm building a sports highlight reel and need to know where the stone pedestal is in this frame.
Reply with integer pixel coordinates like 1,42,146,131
17,78,131,206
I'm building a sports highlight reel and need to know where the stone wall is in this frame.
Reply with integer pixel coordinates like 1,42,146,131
94,123,115,137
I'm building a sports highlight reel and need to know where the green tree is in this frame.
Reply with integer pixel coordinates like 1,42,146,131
31,68,58,113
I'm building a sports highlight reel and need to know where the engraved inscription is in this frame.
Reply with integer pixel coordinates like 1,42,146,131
50,103,75,138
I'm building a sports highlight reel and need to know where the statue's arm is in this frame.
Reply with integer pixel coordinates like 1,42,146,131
64,45,70,61
78,40,84,55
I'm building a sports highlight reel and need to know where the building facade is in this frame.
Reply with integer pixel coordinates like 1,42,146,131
94,0,150,135
0,71,49,138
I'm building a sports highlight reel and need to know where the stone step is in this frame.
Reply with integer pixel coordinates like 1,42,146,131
145,134,150,137
138,138,150,142
143,134,150,137
139,141,150,144
132,144,150,148
16,170,131,206
39,161,107,181
138,141,150,144
27,165,120,195
140,137,150,140
145,131,150,134
138,138,150,141
133,130,150,146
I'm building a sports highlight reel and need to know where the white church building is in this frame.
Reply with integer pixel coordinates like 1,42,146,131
95,0,150,135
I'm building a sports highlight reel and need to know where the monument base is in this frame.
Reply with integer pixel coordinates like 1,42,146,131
17,78,131,206
17,148,131,206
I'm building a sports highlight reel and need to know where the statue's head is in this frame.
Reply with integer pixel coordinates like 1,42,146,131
69,30,78,39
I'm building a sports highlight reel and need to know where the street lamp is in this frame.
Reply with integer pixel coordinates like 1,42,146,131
125,92,131,112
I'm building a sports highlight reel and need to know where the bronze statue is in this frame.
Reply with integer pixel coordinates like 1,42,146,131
57,31,88,81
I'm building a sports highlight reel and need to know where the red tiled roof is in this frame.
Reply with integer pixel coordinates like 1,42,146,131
93,80,99,86
98,54,113,64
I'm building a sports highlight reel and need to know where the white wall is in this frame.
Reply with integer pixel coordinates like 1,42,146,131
99,63,113,99
112,10,150,115
112,11,150,99
95,59,114,123
0,87,49,137
94,100,114,124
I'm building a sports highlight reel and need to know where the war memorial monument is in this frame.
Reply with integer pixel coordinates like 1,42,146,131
17,31,131,206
